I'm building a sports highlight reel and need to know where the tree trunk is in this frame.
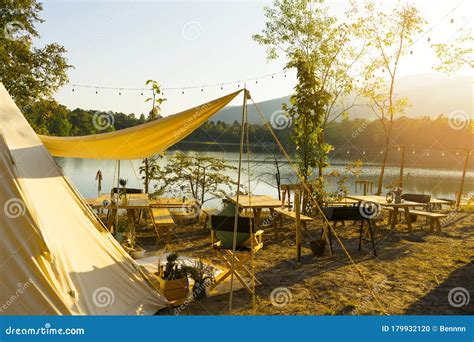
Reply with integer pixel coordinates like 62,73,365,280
376,137,390,195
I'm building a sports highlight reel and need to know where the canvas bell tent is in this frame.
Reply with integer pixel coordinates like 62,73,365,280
0,83,168,315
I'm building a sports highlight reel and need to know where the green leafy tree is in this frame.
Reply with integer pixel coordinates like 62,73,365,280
141,80,166,192
253,0,364,187
432,28,473,75
159,152,239,206
0,0,71,110
356,1,424,194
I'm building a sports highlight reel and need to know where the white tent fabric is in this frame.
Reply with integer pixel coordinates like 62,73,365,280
0,83,167,315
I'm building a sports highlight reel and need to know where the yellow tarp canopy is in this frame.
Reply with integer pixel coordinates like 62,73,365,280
39,90,243,160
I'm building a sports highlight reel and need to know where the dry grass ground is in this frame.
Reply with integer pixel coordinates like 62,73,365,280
138,211,474,315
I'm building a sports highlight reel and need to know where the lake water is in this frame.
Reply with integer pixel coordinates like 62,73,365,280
56,151,473,208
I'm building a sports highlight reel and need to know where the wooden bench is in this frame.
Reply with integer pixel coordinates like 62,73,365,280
274,207,314,223
408,210,448,232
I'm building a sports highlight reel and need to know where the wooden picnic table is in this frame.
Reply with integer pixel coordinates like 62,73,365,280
226,195,283,228
429,198,453,210
346,195,427,233
88,193,152,233
150,197,198,209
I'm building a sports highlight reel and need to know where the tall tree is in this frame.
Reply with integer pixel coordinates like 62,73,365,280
357,1,424,194
0,0,71,110
432,28,473,75
253,0,363,189
141,79,166,193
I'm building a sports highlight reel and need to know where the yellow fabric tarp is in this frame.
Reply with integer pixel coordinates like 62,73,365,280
39,90,243,160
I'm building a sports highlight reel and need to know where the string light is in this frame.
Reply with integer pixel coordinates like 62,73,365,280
346,150,350,154
362,151,366,155
412,150,416,154
64,3,463,96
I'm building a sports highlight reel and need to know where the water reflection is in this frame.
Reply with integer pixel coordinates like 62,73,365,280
56,151,473,201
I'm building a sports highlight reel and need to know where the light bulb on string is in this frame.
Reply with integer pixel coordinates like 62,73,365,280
380,150,383,154
412,150,416,154
140,92,143,96
201,88,203,92
346,150,350,154
220,86,223,90
426,152,430,157
362,151,366,155
450,18,454,23
442,152,445,156
456,151,459,155
182,90,185,95
427,37,431,42
410,50,413,55
95,90,98,95
72,88,75,92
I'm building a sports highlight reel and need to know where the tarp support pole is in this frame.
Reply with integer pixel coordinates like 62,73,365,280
229,88,247,314
114,160,121,234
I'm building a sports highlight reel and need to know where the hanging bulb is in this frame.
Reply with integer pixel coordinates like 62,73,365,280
201,88,203,92
271,75,274,79
410,50,413,55
140,92,143,96
426,153,430,157
119,91,122,96
284,74,287,78
255,80,258,84
412,150,416,154
380,150,383,154
456,151,459,155
397,147,401,151
362,151,366,155
346,150,350,154
182,91,185,95
441,152,445,156
72,88,75,92
427,37,431,42
450,18,454,24
238,84,240,88
220,86,223,90
95,90,98,94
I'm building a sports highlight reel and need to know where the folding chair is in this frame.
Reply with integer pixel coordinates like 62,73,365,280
209,215,263,296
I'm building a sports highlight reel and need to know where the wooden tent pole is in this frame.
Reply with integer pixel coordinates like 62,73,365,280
399,145,405,188
229,88,247,314
295,189,301,261
456,150,470,209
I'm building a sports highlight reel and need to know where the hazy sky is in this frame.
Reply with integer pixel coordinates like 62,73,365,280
35,0,472,116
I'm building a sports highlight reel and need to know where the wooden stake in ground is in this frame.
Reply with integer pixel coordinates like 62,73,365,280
295,190,302,262
456,150,470,209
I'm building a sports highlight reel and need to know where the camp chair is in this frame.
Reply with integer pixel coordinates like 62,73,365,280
209,215,263,296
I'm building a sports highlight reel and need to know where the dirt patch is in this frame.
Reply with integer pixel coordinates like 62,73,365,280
138,211,474,315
